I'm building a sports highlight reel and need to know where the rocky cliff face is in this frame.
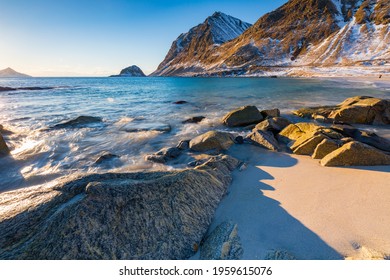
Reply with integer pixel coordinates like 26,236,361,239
152,12,252,76
111,65,146,77
153,0,390,76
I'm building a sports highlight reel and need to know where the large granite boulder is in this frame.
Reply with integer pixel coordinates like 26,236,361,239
189,131,235,152
254,117,292,134
278,123,323,144
0,155,239,260
331,124,390,153
312,139,340,159
145,147,182,163
248,130,279,151
290,133,327,155
260,108,280,118
293,96,390,125
320,141,390,167
222,106,264,127
0,132,10,156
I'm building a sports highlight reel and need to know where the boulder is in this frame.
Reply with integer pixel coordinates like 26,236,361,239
200,221,243,260
176,140,190,150
95,153,119,164
312,139,340,159
0,155,239,259
293,106,336,119
261,108,280,118
145,147,182,163
278,122,323,144
189,131,235,152
249,130,279,151
320,141,390,167
0,133,10,156
222,106,263,127
294,96,390,125
290,133,327,155
51,116,103,129
331,124,390,152
254,117,292,134
182,116,205,124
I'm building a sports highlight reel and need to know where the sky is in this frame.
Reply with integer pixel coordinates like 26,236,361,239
0,0,288,76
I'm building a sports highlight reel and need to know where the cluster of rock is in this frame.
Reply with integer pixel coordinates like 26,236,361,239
0,155,240,259
293,96,390,125
1,95,389,260
145,96,390,168
280,122,390,166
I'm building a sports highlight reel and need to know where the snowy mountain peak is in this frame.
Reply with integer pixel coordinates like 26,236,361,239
206,12,252,44
153,0,389,77
152,12,251,76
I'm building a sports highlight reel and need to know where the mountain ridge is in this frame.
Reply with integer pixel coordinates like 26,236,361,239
152,12,252,76
153,0,390,77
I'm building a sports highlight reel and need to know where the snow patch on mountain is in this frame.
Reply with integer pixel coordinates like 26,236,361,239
208,12,252,45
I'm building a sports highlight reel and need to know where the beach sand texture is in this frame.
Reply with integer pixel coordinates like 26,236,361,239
205,145,390,259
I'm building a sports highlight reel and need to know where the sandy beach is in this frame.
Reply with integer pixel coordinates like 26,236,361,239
204,144,390,260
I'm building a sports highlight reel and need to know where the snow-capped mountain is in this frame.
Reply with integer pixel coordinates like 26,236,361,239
153,0,390,76
152,12,252,76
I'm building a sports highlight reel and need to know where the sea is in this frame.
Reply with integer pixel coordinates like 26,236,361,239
0,77,389,192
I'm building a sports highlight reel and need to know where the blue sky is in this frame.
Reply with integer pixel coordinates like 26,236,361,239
0,0,287,76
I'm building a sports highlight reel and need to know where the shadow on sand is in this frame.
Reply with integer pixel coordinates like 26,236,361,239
214,145,343,259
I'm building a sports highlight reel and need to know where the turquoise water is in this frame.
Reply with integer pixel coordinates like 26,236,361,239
0,77,389,191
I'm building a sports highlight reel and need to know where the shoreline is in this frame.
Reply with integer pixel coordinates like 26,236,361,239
208,145,390,260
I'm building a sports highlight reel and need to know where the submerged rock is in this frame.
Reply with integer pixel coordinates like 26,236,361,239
190,131,235,152
145,147,182,163
0,155,239,260
120,122,171,133
0,133,10,157
222,105,264,127
320,141,390,167
95,153,119,164
173,100,188,105
176,140,190,150
200,221,243,260
182,116,205,124
51,116,103,129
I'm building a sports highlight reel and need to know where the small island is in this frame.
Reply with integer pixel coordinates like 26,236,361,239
0,67,31,78
109,65,146,77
